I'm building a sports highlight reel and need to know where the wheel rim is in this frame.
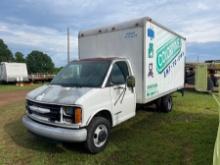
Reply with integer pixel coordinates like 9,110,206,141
93,124,108,148
167,97,172,111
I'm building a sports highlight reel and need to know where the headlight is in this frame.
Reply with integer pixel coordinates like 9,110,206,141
63,107,74,116
62,106,82,124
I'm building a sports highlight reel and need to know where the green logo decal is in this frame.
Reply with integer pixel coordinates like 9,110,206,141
148,43,154,58
147,83,158,96
156,37,181,73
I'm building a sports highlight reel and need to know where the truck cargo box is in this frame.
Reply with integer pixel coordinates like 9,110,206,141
78,17,186,104
0,62,29,82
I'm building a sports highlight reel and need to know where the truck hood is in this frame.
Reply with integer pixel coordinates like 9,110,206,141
27,85,92,105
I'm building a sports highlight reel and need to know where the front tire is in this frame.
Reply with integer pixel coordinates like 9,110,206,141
85,117,111,154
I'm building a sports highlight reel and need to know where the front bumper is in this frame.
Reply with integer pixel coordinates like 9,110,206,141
22,115,87,142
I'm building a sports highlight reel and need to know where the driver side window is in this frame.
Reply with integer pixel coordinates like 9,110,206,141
107,61,129,86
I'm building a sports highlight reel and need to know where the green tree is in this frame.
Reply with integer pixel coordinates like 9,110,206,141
15,51,26,63
0,39,14,62
26,50,55,73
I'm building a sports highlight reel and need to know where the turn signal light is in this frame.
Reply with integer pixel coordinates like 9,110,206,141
75,107,82,124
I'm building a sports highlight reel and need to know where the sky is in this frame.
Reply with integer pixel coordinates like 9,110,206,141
0,0,220,67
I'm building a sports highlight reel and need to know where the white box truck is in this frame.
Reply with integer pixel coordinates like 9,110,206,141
0,62,29,82
22,17,186,153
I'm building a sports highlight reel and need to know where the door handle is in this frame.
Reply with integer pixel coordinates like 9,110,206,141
113,86,124,90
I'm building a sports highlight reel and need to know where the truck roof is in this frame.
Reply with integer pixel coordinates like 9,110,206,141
0,62,27,66
72,57,126,62
79,16,186,40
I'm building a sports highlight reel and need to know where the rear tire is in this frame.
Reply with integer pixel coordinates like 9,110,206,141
85,117,111,154
156,95,173,113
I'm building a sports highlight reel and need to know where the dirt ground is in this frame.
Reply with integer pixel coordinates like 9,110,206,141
0,90,28,106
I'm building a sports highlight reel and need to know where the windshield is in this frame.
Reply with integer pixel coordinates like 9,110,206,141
51,60,110,87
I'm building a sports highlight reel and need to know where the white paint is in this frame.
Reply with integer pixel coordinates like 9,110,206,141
24,18,186,141
79,17,186,104
0,62,28,82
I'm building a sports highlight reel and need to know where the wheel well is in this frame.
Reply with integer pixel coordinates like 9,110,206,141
94,110,112,126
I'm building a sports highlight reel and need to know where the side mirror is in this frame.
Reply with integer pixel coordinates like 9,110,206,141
127,76,135,88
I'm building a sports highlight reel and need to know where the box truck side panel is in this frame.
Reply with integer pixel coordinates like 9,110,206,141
79,27,144,103
0,64,2,81
0,63,7,82
144,21,185,102
5,63,28,82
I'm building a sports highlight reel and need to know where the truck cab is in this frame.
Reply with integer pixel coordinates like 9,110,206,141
23,57,136,153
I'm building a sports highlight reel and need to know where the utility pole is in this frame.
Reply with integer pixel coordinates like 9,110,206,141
197,55,199,63
67,27,70,64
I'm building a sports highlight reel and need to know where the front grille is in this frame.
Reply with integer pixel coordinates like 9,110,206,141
27,100,61,122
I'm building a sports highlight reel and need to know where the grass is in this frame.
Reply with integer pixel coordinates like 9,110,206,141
0,83,42,93
0,90,219,165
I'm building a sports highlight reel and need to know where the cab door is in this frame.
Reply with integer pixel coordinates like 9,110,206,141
107,61,136,125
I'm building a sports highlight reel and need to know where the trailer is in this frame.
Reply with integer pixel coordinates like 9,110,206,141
0,62,28,83
79,17,186,104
